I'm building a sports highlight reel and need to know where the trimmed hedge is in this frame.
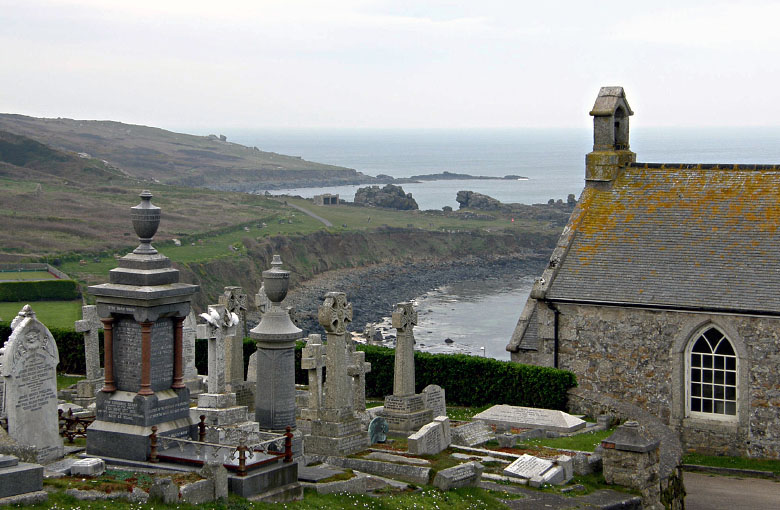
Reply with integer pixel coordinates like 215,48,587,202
3,328,576,410
1,324,97,375
0,280,80,301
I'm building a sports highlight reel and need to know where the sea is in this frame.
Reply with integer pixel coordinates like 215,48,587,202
223,126,780,360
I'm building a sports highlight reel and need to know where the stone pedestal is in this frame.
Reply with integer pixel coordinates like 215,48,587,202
191,392,259,444
601,421,662,510
87,191,198,461
383,395,432,434
0,454,44,500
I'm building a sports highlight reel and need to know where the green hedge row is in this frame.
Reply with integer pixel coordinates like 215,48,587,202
0,324,96,374
0,280,80,301
3,328,576,410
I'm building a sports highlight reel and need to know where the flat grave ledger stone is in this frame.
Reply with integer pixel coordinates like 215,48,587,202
0,305,63,463
473,404,586,433
503,454,555,480
422,384,447,419
451,421,493,447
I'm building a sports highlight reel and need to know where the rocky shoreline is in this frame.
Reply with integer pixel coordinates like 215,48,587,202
252,254,548,337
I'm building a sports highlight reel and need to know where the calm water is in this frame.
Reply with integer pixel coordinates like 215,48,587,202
223,126,780,358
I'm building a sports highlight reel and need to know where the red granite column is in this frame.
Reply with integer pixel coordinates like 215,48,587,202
139,321,154,396
172,316,185,389
100,317,116,392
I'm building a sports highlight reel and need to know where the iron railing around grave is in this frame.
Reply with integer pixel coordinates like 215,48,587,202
149,416,293,477
58,408,95,443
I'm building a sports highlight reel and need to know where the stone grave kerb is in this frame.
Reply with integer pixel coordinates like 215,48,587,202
86,191,198,461
392,302,417,397
249,255,303,432
0,305,64,462
319,292,353,412
74,305,102,381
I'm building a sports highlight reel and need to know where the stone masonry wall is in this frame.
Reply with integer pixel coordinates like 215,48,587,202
515,302,780,458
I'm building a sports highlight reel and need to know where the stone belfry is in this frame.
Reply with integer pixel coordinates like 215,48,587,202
86,191,199,461
586,86,636,185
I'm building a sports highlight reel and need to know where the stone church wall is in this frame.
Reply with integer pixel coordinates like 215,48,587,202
514,302,780,458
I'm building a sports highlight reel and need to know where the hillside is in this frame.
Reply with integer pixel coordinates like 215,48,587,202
0,114,378,190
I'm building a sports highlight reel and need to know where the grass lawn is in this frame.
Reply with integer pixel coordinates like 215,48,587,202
26,485,515,510
0,300,82,329
518,427,616,452
57,374,84,390
682,453,780,474
0,270,56,281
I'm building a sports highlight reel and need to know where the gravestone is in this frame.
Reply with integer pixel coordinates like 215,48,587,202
182,311,201,392
380,302,432,434
0,305,63,462
245,351,257,383
304,292,369,456
299,334,326,421
408,421,446,455
250,256,302,433
451,421,493,447
218,286,248,393
421,384,447,419
87,191,197,461
432,461,484,491
73,305,102,407
503,454,554,480
348,349,371,413
192,304,258,444
368,417,389,444
0,453,45,500
473,404,586,433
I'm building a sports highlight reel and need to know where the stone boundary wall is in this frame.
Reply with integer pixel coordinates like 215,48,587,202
630,162,780,171
567,387,681,478
0,264,69,280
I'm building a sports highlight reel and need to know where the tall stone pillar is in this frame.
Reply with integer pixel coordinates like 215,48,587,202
87,191,198,461
250,256,302,432
380,302,432,434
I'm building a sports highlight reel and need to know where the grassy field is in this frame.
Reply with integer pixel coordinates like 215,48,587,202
682,453,780,474
518,427,616,452
0,270,56,281
0,300,82,329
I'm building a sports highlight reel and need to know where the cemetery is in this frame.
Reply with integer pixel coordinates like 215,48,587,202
0,191,689,509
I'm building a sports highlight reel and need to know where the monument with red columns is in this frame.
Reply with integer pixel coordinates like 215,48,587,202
86,191,199,461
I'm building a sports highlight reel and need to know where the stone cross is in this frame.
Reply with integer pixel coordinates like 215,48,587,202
74,305,102,381
219,286,248,387
196,304,238,395
255,283,270,317
301,334,327,411
392,302,417,397
318,292,353,410
348,350,371,411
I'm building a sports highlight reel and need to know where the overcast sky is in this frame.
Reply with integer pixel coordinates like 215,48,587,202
2,0,780,130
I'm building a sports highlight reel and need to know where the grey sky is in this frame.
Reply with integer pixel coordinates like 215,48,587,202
2,0,779,130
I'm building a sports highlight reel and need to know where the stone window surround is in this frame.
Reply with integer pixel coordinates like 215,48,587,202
671,316,749,433
685,325,738,421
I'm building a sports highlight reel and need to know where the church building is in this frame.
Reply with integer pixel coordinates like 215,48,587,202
507,87,780,458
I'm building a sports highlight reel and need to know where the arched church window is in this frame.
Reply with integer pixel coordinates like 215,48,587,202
688,326,737,417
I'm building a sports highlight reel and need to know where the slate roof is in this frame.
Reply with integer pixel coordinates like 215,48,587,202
546,162,780,314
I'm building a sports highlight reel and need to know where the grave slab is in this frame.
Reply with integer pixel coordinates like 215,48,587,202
473,404,586,433
503,454,554,480
451,421,493,447
432,461,484,491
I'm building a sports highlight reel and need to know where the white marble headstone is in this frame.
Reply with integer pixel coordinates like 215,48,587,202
0,305,63,462
503,454,554,479
473,404,585,433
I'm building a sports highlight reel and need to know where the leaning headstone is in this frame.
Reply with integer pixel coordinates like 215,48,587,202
473,404,586,433
451,421,493,447
368,417,389,444
421,384,447,419
245,351,258,383
0,305,63,462
408,421,446,455
200,462,228,501
149,478,179,504
432,461,484,491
